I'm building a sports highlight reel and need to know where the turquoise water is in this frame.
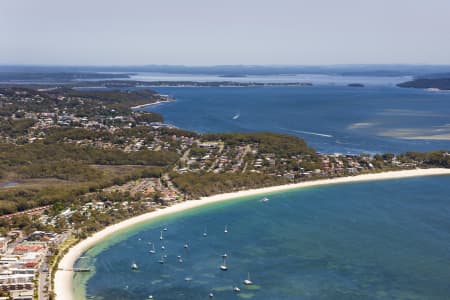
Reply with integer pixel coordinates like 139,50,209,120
147,86,450,154
78,175,450,299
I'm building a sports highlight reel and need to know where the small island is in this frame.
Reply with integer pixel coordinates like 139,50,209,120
347,83,365,87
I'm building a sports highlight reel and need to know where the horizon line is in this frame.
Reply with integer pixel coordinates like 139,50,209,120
2,63,450,68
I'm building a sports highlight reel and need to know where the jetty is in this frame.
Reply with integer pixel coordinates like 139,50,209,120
58,267,91,272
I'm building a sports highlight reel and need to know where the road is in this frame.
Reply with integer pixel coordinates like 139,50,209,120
38,260,49,300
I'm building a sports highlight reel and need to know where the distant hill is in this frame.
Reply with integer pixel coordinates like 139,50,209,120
397,78,450,90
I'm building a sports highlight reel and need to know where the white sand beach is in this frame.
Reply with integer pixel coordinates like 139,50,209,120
54,168,450,300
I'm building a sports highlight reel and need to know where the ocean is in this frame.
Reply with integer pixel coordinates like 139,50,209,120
76,175,450,300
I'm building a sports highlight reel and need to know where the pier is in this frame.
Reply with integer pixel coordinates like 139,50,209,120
58,267,91,272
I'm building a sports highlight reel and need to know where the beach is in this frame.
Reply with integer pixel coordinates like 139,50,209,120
54,168,450,300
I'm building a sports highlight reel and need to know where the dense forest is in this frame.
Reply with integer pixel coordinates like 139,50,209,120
202,132,316,157
171,171,287,199
398,151,450,167
0,142,178,167
0,141,174,214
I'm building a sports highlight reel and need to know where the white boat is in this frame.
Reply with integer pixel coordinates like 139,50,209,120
243,272,253,285
233,286,241,292
224,225,228,233
222,253,228,258
159,231,164,240
148,295,153,299
149,244,156,254
161,245,165,250
184,243,189,249
184,277,192,282
209,292,214,298
163,225,168,231
260,197,269,203
131,263,138,270
203,228,208,237
159,255,165,264
232,112,240,120
220,257,228,271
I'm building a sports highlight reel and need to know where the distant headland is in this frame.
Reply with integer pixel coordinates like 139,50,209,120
397,78,450,90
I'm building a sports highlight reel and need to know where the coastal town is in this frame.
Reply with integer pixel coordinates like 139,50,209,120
0,86,449,299
3,0,450,298
0,229,65,300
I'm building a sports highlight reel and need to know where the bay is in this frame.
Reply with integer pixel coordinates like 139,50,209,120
146,85,450,154
78,175,450,300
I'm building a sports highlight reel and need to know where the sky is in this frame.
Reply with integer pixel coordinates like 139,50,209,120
2,0,450,66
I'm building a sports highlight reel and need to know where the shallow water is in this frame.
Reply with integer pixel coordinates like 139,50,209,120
77,175,450,300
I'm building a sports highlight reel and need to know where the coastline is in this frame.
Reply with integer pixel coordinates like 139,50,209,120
54,168,450,300
131,100,174,110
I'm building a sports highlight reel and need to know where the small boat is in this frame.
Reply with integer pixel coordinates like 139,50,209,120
243,272,253,285
209,292,214,298
232,112,240,120
179,258,183,263
148,295,153,299
203,228,208,237
184,277,192,282
163,225,168,231
233,286,241,292
138,238,142,241
177,255,181,259
220,257,228,271
160,231,164,240
224,225,228,233
222,253,228,258
161,245,165,250
131,263,138,270
163,254,168,258
260,197,269,203
184,243,189,249
149,244,156,254
159,255,165,264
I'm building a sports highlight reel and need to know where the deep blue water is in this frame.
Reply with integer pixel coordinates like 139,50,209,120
145,86,450,154
78,176,450,300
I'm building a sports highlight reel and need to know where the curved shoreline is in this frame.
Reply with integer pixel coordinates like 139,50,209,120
54,168,450,300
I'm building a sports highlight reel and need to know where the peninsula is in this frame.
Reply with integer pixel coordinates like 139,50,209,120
397,77,450,90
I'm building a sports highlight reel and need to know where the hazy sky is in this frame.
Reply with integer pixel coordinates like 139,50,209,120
2,0,450,65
